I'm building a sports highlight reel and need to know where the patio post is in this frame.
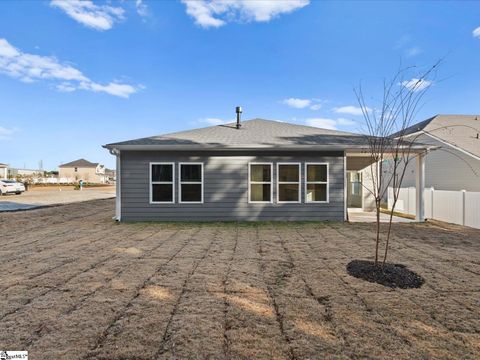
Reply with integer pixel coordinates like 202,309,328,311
415,152,425,222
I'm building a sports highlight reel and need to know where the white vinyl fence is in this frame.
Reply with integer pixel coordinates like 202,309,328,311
388,187,480,229
32,177,76,184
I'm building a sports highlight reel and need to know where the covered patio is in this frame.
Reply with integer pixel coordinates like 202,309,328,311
345,150,427,222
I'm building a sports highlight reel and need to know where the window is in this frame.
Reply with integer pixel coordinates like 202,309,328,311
305,163,329,203
249,163,272,203
277,163,300,203
150,163,174,203
179,163,203,203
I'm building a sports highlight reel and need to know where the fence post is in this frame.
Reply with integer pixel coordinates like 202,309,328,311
462,190,466,226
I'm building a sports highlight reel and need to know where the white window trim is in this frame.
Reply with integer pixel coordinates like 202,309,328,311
277,162,301,204
305,162,329,203
248,162,273,204
149,162,175,204
179,162,204,204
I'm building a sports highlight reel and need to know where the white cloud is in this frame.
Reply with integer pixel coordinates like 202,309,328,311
50,0,125,31
282,97,324,110
333,105,371,116
473,27,480,38
282,98,311,109
405,46,422,57
56,82,76,92
305,117,355,130
197,118,231,125
401,78,432,92
0,38,141,98
181,0,309,28
0,126,19,140
136,0,149,18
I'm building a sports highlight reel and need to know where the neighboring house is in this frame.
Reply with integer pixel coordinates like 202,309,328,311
0,163,7,179
391,114,480,192
104,116,430,222
58,159,106,183
105,168,116,183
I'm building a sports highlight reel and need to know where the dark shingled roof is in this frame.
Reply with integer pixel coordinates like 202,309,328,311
59,159,99,168
104,118,377,150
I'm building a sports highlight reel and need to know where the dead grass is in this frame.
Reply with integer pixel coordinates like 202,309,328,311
0,198,479,359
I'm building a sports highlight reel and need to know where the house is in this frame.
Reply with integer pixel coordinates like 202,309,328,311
104,113,430,222
105,168,116,183
0,163,7,179
391,114,480,192
58,159,106,183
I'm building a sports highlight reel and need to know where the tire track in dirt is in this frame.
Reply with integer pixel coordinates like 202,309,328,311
256,226,296,360
324,224,479,357
0,226,166,321
329,225,479,310
1,213,115,249
293,226,420,358
0,223,140,269
154,227,220,359
222,225,239,359
85,227,207,359
19,228,184,349
0,199,113,243
331,225,480,338
273,227,348,351
0,224,150,293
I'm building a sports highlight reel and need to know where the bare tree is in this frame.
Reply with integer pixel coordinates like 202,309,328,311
354,61,441,267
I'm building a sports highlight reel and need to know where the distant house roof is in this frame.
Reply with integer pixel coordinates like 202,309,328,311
59,159,99,168
0,163,7,167
104,118,430,152
395,115,480,158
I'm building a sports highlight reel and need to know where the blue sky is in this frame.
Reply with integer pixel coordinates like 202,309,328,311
0,0,479,170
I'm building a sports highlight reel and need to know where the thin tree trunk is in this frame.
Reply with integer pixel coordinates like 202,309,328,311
375,199,381,266
382,207,395,267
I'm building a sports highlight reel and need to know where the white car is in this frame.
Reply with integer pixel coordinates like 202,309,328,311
0,180,25,195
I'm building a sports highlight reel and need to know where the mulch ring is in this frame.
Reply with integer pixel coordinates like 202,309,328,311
346,259,424,289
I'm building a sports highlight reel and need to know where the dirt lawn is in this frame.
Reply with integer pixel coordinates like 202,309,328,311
1,199,479,359
0,186,115,211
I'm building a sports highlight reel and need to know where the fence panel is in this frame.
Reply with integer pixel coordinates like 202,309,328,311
465,192,480,229
388,187,480,229
424,188,433,219
432,190,464,225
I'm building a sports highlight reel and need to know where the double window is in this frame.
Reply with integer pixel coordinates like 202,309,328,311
277,163,301,203
150,162,203,203
248,163,272,203
305,163,329,203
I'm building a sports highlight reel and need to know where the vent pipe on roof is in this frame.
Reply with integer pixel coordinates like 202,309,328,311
236,106,242,129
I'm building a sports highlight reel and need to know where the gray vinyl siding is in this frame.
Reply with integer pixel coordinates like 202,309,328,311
120,151,345,221
396,134,480,192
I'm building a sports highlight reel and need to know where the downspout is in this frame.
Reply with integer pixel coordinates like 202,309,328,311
109,148,121,221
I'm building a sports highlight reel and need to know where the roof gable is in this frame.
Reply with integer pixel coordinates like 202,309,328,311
399,115,480,158
59,158,99,168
